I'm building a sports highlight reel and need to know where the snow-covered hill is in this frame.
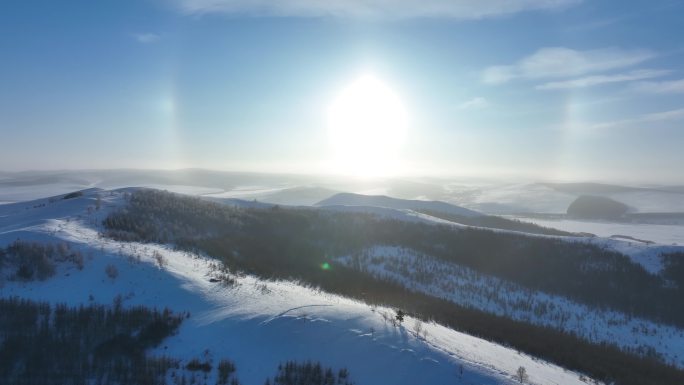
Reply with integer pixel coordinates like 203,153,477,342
327,201,683,276
316,192,482,217
0,189,597,385
337,246,684,367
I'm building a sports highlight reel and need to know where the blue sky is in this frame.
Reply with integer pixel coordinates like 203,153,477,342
1,0,683,182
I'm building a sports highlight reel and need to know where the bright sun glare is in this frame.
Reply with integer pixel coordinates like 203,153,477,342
327,74,408,177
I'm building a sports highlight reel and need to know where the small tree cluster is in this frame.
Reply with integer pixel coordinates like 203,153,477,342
265,361,354,385
185,358,212,372
0,241,84,281
217,360,238,385
395,309,405,323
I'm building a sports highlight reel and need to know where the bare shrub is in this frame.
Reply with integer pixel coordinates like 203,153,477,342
153,251,167,269
105,264,119,280
515,366,528,383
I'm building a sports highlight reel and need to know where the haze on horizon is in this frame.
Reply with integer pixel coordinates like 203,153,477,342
1,0,683,184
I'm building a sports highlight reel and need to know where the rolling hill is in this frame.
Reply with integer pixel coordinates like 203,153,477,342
0,188,600,385
316,192,482,217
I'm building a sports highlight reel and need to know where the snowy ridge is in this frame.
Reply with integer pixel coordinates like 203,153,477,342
317,192,482,217
311,192,684,275
0,189,598,385
317,205,436,223
337,246,684,367
413,209,684,275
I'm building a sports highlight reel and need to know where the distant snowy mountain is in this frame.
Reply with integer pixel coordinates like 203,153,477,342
2,170,684,215
246,186,340,206
316,192,482,217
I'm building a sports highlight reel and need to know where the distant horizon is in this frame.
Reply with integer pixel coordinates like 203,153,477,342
1,167,683,187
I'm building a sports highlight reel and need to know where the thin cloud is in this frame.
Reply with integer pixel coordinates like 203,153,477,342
536,69,670,90
170,0,582,19
457,97,489,110
633,78,684,94
564,14,629,32
642,108,684,121
585,107,684,130
133,33,161,44
483,47,656,84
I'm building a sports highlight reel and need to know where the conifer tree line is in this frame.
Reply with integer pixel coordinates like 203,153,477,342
0,297,185,385
265,361,354,385
417,208,572,236
0,297,356,385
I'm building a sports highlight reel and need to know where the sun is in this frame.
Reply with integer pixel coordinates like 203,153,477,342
327,74,408,177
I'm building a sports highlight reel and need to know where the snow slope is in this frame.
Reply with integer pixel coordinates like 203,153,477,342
317,199,682,275
0,189,597,385
337,246,684,368
404,209,684,275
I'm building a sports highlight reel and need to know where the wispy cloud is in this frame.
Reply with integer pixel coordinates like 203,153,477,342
483,47,656,84
133,33,161,44
582,107,684,130
170,0,582,19
642,108,684,121
457,97,489,110
633,78,684,94
536,69,670,90
564,15,628,32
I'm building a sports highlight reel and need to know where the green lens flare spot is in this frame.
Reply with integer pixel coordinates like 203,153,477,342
321,262,331,270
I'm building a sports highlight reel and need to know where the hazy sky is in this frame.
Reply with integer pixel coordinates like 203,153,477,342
1,0,683,182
